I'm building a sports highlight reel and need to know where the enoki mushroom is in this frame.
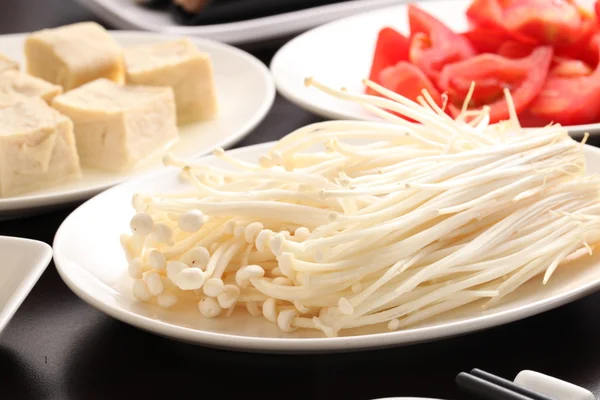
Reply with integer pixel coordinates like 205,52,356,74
121,78,600,337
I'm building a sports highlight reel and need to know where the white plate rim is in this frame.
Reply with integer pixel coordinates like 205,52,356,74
74,0,410,44
0,30,275,215
269,0,600,137
53,141,600,353
0,236,53,335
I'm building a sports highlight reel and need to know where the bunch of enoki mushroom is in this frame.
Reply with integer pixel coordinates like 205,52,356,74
120,78,600,337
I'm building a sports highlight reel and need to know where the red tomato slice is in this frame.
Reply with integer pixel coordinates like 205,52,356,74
550,57,593,78
514,110,549,127
555,32,599,68
466,0,507,28
503,0,583,46
554,6,599,66
497,41,536,58
439,46,553,123
529,35,600,126
407,5,475,82
377,61,443,121
467,0,586,47
367,27,410,95
379,62,442,105
462,27,512,54
596,0,600,20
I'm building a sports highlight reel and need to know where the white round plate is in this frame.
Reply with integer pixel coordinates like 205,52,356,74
54,141,600,353
270,0,599,137
0,31,274,219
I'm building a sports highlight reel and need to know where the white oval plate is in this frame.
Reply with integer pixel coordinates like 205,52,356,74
54,141,600,353
0,236,52,336
270,0,599,137
74,0,408,45
0,31,274,219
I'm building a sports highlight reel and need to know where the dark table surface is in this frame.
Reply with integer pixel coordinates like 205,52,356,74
2,1,600,400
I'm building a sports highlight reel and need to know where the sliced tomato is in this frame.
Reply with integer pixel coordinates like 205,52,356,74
377,61,443,121
467,0,586,47
497,41,536,58
596,0,600,20
366,27,410,95
555,34,599,68
408,5,476,55
407,5,475,82
555,7,599,66
438,46,553,123
550,57,593,78
529,35,600,126
466,0,507,29
503,0,583,47
379,62,442,104
515,110,549,127
462,27,512,54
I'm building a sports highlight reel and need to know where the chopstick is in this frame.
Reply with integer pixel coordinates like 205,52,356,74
456,372,551,400
470,369,556,400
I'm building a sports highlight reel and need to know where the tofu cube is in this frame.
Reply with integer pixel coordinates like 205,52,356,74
0,70,63,104
51,78,178,172
0,97,81,197
0,53,19,73
124,38,217,124
25,22,124,91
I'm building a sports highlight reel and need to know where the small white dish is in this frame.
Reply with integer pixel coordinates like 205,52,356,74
0,31,275,219
0,237,52,336
270,0,599,137
74,0,408,45
53,141,600,353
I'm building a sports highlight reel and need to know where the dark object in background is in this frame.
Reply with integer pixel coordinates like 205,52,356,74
173,0,212,13
171,0,351,25
456,371,557,400
134,0,170,8
469,369,555,400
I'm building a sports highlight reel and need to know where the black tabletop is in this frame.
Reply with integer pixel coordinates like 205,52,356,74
2,2,600,400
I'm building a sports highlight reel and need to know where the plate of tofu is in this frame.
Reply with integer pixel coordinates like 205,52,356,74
0,22,275,218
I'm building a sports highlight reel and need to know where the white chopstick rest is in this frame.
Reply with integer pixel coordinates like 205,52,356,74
514,370,595,400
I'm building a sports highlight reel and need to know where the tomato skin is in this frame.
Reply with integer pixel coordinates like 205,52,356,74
367,27,411,95
439,46,553,123
529,35,600,126
379,61,443,105
407,5,476,82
